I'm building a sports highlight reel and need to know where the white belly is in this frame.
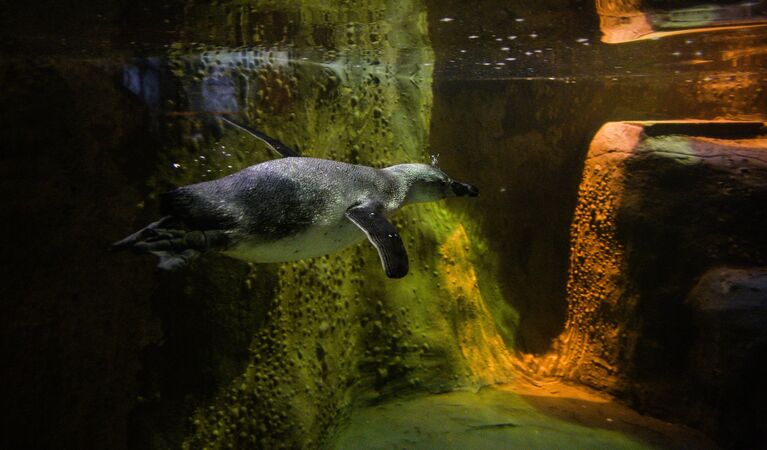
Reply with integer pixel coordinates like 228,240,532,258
222,220,365,263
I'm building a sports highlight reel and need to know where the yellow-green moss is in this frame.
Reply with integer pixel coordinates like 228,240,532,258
135,1,524,448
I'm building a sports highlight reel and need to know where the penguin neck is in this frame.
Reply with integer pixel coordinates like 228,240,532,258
381,164,423,206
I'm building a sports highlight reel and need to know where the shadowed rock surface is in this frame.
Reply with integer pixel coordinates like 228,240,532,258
687,267,767,447
518,121,767,446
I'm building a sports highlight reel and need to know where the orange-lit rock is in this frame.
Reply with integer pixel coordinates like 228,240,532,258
519,120,767,443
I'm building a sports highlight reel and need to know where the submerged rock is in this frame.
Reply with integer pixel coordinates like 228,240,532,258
687,267,767,446
530,120,767,445
334,383,716,449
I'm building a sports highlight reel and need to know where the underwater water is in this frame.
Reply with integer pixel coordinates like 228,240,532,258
2,0,766,449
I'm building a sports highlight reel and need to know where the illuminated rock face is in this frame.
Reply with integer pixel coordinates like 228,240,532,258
546,121,767,441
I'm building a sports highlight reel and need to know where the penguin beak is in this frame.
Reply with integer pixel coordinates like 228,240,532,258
451,181,479,197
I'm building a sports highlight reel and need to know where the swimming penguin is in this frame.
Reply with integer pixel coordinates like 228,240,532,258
111,119,478,278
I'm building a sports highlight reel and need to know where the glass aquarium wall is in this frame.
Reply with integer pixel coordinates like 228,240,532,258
1,0,766,449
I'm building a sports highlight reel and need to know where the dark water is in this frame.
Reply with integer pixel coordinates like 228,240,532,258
2,1,766,449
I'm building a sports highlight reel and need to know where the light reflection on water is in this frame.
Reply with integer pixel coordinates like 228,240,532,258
432,21,767,81
114,4,767,178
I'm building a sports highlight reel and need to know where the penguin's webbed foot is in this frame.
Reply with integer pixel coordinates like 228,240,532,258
138,229,229,271
154,249,201,271
132,230,227,253
111,219,229,271
110,216,178,252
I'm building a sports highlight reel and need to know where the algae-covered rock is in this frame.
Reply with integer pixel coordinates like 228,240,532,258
132,1,519,448
334,384,717,450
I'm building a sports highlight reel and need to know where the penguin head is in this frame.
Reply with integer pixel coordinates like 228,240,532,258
389,164,479,204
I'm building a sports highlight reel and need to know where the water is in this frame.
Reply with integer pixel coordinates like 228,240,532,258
2,1,766,449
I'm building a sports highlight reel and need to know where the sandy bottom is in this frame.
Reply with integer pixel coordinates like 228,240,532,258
334,381,717,449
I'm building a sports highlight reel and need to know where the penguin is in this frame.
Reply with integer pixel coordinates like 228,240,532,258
111,119,478,278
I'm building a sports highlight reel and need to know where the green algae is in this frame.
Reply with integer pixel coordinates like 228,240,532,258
129,1,524,448
334,388,651,450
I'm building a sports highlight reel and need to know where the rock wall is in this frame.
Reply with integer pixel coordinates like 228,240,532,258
2,1,519,449
143,1,517,448
5,1,767,448
536,121,767,444
687,267,767,447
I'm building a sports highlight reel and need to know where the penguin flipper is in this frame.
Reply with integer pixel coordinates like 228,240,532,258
221,117,299,158
345,202,409,279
